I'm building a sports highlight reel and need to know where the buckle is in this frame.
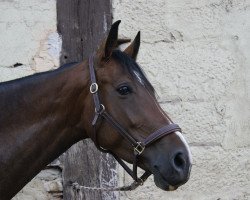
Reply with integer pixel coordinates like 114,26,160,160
90,83,98,94
138,178,144,186
134,142,145,155
95,104,105,114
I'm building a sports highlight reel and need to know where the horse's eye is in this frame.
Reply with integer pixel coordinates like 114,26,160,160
117,85,132,95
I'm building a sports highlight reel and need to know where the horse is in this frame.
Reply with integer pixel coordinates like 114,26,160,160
0,20,192,199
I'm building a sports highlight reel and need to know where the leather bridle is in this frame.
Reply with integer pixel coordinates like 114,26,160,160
88,54,182,186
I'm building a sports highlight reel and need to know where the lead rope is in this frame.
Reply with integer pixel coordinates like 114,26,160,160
69,165,151,192
70,178,143,192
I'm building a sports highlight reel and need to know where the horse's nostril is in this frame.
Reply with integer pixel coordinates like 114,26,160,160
153,164,159,170
173,152,185,170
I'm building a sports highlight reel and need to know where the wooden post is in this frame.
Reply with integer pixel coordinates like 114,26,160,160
57,1,118,199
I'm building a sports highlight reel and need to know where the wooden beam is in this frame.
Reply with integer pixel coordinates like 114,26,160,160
57,1,118,199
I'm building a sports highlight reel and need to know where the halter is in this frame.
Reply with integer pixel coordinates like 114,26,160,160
88,54,182,186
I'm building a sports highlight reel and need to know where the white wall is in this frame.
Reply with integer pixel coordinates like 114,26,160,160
0,0,249,199
0,0,60,80
113,0,250,199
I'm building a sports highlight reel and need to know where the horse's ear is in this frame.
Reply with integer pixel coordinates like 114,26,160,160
124,31,140,60
104,20,121,58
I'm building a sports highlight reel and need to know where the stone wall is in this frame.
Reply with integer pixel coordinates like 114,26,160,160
0,0,249,199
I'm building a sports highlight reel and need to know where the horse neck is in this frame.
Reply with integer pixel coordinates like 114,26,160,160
0,61,90,199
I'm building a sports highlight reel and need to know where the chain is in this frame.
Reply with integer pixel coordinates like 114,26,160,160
70,179,143,192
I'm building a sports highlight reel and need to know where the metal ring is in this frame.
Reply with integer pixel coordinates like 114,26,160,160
138,178,144,186
90,83,98,94
95,104,105,114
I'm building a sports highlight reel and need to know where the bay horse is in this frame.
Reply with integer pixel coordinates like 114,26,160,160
0,21,191,199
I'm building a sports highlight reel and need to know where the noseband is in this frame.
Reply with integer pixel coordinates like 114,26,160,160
88,54,182,186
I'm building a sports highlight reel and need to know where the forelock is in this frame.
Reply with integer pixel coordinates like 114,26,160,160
111,50,155,93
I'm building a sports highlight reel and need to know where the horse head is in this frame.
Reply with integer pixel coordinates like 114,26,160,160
84,20,192,191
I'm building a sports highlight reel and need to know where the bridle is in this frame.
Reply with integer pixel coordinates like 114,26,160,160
88,54,182,188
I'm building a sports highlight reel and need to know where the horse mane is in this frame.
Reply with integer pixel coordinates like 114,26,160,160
0,51,155,94
112,50,155,93
0,62,78,89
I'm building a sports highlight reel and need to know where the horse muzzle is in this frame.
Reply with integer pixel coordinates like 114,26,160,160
151,149,192,191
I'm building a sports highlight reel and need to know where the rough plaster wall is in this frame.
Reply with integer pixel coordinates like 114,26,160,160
113,0,250,200
0,0,62,199
0,0,60,79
